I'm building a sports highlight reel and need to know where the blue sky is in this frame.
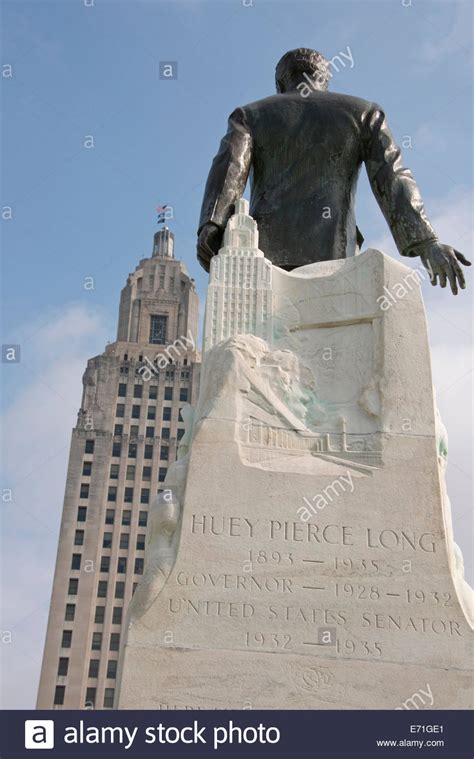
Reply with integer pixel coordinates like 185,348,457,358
1,0,472,707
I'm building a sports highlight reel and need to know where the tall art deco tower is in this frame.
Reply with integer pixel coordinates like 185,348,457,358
37,227,200,709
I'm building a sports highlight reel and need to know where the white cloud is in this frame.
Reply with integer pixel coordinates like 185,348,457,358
412,124,447,154
418,4,473,66
428,307,472,586
369,185,472,256
1,304,111,709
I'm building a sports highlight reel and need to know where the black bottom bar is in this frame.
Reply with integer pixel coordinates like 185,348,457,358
2,709,472,758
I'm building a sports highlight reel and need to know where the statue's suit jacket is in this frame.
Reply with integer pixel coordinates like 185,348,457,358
198,90,436,267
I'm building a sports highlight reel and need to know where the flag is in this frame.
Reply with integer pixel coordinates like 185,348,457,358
157,204,170,225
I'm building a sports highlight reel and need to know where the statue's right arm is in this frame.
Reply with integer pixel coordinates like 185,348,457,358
197,107,252,270
362,104,437,258
363,104,470,294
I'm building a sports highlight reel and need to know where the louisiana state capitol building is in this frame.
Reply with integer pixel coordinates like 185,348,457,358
36,227,200,709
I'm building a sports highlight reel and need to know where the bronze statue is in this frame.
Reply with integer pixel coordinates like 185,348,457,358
197,48,469,294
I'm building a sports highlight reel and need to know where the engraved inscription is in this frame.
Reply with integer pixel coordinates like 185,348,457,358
335,639,383,657
245,632,292,649
248,549,295,565
189,515,438,554
361,613,463,636
180,512,455,665
176,572,294,593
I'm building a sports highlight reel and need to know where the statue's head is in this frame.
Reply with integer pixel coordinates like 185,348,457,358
275,48,330,93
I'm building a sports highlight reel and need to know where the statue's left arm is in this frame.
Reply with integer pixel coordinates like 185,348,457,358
363,105,470,294
197,107,252,271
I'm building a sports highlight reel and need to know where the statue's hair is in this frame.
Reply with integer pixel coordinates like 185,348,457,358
275,48,330,92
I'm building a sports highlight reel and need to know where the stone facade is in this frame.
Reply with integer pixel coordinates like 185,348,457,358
36,229,200,709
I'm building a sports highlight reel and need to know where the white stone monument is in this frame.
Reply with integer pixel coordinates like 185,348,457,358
117,205,473,710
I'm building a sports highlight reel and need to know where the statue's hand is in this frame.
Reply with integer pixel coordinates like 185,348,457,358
197,222,224,272
420,242,471,295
